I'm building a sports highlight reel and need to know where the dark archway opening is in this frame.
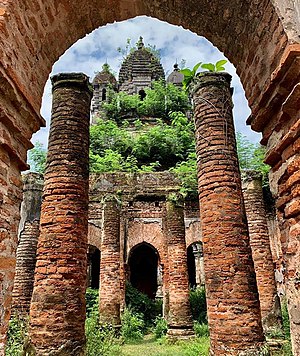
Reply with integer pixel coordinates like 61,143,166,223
187,242,204,288
128,243,158,299
187,244,196,288
87,245,100,289
102,88,107,101
139,89,146,101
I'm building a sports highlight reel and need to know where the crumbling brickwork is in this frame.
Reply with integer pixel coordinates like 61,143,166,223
192,72,264,355
11,173,43,317
28,73,92,355
0,148,23,352
242,171,282,332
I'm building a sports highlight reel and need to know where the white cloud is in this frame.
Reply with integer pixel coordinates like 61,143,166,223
33,16,261,147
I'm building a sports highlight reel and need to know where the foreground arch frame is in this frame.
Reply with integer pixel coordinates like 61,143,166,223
0,0,299,354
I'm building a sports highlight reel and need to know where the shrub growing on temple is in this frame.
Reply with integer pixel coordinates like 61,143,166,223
102,80,190,121
90,112,195,172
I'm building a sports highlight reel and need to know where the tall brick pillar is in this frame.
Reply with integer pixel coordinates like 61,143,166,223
165,195,194,339
242,171,282,333
191,72,264,354
28,73,92,355
99,195,121,326
11,173,43,317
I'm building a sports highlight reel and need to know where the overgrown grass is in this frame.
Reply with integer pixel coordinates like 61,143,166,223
120,308,145,342
85,310,121,356
121,334,209,356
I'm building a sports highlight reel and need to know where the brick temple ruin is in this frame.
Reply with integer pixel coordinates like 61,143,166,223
0,1,299,355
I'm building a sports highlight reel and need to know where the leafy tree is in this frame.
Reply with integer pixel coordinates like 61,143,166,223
27,141,47,174
180,62,202,91
201,59,227,72
132,114,195,170
102,91,141,121
236,132,270,184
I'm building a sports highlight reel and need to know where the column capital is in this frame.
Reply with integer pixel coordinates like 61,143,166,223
241,170,263,184
190,71,232,96
51,72,93,96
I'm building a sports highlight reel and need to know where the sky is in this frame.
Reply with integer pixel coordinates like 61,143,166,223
35,16,261,147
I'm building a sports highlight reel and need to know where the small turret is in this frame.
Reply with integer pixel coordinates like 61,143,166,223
91,63,117,121
167,63,184,87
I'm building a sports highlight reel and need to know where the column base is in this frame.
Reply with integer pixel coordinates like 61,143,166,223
166,325,195,341
24,340,85,356
210,343,269,356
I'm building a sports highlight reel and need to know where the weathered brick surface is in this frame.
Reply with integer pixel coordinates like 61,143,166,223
99,195,122,326
165,196,194,339
263,77,300,353
28,73,92,355
192,73,264,354
0,146,23,354
11,172,43,317
242,171,282,332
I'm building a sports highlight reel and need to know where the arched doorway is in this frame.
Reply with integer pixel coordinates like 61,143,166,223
187,242,204,288
87,245,100,289
128,243,159,299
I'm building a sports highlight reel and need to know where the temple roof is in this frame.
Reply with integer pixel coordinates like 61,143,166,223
167,63,184,85
118,37,165,85
92,64,117,86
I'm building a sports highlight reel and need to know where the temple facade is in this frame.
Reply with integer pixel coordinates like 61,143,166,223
11,37,284,352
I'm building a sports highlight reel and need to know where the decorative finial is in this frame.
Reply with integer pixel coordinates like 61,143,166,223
102,63,110,72
137,36,144,49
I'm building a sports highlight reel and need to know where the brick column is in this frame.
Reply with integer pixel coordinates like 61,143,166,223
99,195,121,326
165,195,194,340
11,173,43,317
28,73,92,354
191,72,264,354
242,171,282,333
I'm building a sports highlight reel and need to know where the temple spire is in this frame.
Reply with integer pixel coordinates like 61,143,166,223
137,36,144,49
